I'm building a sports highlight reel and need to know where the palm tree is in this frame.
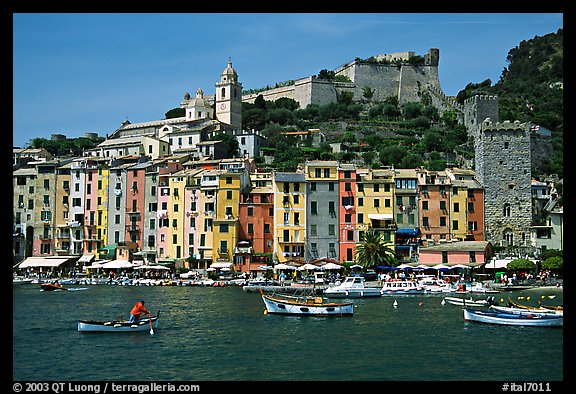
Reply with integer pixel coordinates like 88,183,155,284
354,229,397,270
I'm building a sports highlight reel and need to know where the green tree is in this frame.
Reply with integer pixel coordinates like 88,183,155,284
165,107,185,119
506,258,537,272
355,229,397,270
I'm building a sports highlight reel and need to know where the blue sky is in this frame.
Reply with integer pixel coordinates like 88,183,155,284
13,13,563,148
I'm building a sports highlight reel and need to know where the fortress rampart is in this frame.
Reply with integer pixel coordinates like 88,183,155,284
242,48,444,108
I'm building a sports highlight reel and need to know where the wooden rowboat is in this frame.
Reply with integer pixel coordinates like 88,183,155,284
78,311,160,332
463,307,563,327
261,290,354,316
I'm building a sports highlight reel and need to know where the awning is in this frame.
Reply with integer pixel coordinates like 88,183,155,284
18,256,75,269
485,258,512,269
211,262,233,269
396,228,419,236
368,213,393,220
78,254,95,263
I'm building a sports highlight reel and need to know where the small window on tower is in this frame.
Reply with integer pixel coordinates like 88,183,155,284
221,87,226,98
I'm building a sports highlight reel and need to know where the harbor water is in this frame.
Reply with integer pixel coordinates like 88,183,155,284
13,283,563,381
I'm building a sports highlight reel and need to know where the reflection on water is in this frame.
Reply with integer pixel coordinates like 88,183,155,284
13,285,563,381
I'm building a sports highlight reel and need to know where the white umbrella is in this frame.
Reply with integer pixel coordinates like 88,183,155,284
349,264,363,269
449,264,470,269
432,264,450,270
321,262,343,270
298,263,321,271
274,263,297,270
397,263,416,269
102,259,133,269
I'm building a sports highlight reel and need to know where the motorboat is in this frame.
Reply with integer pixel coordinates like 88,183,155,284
78,311,160,332
40,282,68,291
380,280,425,295
324,276,381,298
419,277,455,293
260,290,354,316
463,307,563,327
13,276,34,285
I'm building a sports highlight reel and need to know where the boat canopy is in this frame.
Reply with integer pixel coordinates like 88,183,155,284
396,228,419,236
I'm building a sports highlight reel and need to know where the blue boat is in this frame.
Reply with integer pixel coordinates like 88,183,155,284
463,307,562,327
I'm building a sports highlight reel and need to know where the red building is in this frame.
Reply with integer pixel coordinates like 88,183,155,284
338,164,357,263
237,186,274,273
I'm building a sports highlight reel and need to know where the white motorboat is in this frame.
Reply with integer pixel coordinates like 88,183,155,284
420,277,455,293
380,280,425,295
324,276,382,298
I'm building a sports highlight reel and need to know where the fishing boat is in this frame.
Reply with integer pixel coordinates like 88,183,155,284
380,280,425,295
40,282,68,291
538,301,563,312
489,305,562,316
508,297,563,311
78,311,160,332
260,290,354,316
463,307,563,327
324,276,381,298
13,276,34,285
442,296,494,307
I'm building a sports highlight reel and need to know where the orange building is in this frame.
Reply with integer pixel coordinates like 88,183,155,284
338,164,357,263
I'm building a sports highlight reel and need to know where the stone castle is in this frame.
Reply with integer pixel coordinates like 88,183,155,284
242,48,443,109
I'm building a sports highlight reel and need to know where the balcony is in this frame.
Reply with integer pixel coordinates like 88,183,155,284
126,225,140,232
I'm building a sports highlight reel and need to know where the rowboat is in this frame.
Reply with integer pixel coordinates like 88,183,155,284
324,276,381,298
463,307,563,327
489,305,562,316
509,297,563,313
260,290,354,316
40,282,68,291
443,296,493,307
78,311,160,332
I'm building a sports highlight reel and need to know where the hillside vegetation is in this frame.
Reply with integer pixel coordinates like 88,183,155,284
244,29,563,178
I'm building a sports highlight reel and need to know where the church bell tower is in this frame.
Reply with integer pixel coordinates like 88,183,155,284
215,59,243,132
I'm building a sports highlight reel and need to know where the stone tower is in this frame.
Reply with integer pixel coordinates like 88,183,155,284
215,60,243,132
474,118,532,248
463,95,499,140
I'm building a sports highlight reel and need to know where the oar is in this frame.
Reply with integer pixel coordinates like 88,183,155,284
148,313,154,335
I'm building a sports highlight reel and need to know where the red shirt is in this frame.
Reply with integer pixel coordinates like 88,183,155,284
130,302,150,317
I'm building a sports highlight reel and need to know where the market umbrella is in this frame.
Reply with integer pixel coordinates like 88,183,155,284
432,264,450,270
298,263,321,271
274,263,297,270
449,264,470,269
102,259,133,269
397,263,416,270
321,262,343,270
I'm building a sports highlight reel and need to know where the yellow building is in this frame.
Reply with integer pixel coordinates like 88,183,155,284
356,167,396,243
273,172,306,263
167,170,187,260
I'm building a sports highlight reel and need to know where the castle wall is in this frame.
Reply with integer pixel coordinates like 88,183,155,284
243,48,443,108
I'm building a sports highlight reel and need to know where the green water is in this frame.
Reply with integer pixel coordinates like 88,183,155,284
13,284,563,381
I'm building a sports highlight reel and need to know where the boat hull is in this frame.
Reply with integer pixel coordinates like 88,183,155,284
463,308,562,327
78,313,160,332
262,294,354,316
443,296,490,306
41,283,67,291
490,305,562,316
324,288,381,298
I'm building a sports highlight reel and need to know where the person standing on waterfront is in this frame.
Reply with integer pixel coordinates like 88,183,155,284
279,271,286,286
128,300,150,323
